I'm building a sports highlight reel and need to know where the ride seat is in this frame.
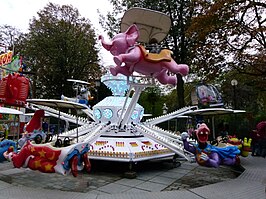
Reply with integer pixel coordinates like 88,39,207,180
138,45,172,63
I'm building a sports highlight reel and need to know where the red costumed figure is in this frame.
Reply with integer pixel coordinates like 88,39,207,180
4,141,91,177
6,141,61,173
181,123,240,168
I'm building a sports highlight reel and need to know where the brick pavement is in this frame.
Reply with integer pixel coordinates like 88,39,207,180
0,155,265,199
0,159,238,193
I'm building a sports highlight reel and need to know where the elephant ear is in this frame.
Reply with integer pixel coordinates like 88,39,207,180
125,24,139,46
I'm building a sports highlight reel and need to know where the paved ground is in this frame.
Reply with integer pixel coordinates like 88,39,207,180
0,158,241,194
0,155,265,199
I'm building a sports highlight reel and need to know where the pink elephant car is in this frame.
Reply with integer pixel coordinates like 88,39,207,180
99,24,189,86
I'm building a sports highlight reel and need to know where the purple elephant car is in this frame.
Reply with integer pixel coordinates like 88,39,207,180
99,24,189,86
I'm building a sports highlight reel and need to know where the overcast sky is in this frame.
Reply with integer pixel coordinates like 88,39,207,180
0,0,114,66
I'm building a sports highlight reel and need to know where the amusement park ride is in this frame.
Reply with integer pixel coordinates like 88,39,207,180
61,79,94,106
0,8,249,177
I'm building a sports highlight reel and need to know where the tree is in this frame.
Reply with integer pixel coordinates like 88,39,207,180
139,86,164,117
14,3,102,99
187,0,266,90
0,25,22,52
221,70,266,120
184,0,266,126
100,0,195,108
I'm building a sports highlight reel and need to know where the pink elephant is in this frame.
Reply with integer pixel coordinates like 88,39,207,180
99,24,189,86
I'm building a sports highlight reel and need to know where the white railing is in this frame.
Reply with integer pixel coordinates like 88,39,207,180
144,106,197,126
136,124,195,162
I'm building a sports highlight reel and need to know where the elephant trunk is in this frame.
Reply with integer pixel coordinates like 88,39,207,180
98,35,113,51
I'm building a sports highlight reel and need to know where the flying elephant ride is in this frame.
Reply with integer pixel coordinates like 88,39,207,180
89,7,196,169
98,8,189,86
4,7,195,177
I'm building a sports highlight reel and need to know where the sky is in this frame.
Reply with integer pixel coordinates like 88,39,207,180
0,0,114,66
